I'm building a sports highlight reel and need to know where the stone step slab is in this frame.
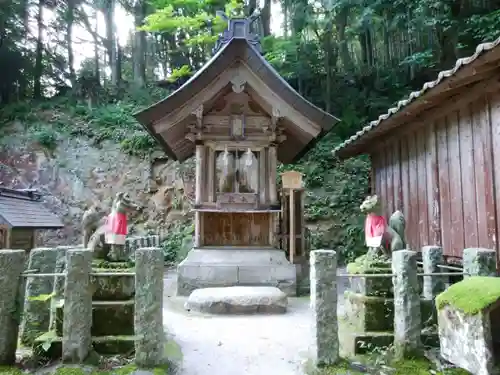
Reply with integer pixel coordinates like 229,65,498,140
184,286,288,314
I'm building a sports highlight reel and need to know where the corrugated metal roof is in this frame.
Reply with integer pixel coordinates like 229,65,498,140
332,36,500,156
0,188,64,229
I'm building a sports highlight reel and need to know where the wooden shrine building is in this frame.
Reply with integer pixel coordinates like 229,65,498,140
135,14,338,295
0,187,64,250
333,36,500,266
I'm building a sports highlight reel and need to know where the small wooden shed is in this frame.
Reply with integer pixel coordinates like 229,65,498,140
333,36,500,265
0,187,64,250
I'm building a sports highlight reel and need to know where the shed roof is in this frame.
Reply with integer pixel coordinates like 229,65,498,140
333,36,500,159
0,188,64,229
134,16,339,164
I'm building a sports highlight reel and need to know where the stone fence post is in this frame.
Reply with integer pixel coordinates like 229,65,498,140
20,248,58,345
135,247,164,368
392,249,421,359
0,250,26,365
422,246,446,300
49,246,72,331
463,248,496,277
310,250,339,366
62,249,93,363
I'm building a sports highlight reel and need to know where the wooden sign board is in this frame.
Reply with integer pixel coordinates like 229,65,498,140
281,171,303,189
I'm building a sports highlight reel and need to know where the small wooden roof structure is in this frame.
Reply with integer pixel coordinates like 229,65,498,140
134,15,339,164
0,187,64,229
332,36,500,159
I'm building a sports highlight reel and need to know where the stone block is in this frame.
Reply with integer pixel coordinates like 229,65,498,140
0,249,26,365
392,250,421,359
422,246,446,300
56,300,134,337
184,286,288,314
62,249,93,363
463,248,496,277
20,247,58,346
344,292,394,332
310,249,339,366
436,276,500,375
135,247,164,368
90,272,135,301
438,305,495,375
344,292,437,332
177,248,297,296
34,333,136,359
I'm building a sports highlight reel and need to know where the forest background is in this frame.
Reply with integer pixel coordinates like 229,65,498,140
0,0,499,261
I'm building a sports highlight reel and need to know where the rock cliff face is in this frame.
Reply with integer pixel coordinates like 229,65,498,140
0,121,195,247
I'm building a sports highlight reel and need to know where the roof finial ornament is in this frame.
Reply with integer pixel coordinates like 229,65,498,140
213,11,262,54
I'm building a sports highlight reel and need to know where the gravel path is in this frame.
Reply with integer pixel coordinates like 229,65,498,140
162,268,349,375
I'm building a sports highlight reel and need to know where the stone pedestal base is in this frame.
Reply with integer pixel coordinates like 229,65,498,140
177,248,297,296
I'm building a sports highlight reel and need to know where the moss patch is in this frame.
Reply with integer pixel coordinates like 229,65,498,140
436,276,500,315
314,357,470,375
54,368,87,375
311,359,365,374
114,364,169,374
0,366,23,375
346,255,391,275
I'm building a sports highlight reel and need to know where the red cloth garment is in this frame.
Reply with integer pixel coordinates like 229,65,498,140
105,212,127,245
365,213,387,248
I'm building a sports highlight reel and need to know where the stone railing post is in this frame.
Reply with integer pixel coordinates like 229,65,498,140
62,249,93,363
463,248,496,277
392,249,421,359
310,250,339,366
0,250,26,365
135,247,164,368
20,248,58,345
422,246,446,300
49,246,72,331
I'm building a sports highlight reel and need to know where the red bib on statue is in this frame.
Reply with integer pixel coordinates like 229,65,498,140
105,212,128,245
365,213,387,247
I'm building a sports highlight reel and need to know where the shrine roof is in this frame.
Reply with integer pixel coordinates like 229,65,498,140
134,17,339,164
0,187,64,229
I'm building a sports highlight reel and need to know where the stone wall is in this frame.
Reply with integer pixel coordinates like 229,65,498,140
0,128,195,246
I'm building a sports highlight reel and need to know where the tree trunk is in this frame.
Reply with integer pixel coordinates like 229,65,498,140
133,1,147,87
103,0,118,85
66,0,76,87
336,5,352,71
260,0,271,36
33,0,44,99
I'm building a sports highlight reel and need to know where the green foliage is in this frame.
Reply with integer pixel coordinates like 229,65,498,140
161,222,195,263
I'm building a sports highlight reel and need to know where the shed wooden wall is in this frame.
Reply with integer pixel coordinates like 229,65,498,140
371,91,500,263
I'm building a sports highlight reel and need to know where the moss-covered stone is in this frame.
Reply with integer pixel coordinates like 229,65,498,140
92,336,136,355
436,276,500,315
91,301,134,336
90,271,135,301
33,333,137,358
55,301,134,337
344,292,394,332
344,292,436,332
339,306,439,357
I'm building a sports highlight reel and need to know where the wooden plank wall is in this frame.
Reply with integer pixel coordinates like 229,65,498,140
371,91,500,262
